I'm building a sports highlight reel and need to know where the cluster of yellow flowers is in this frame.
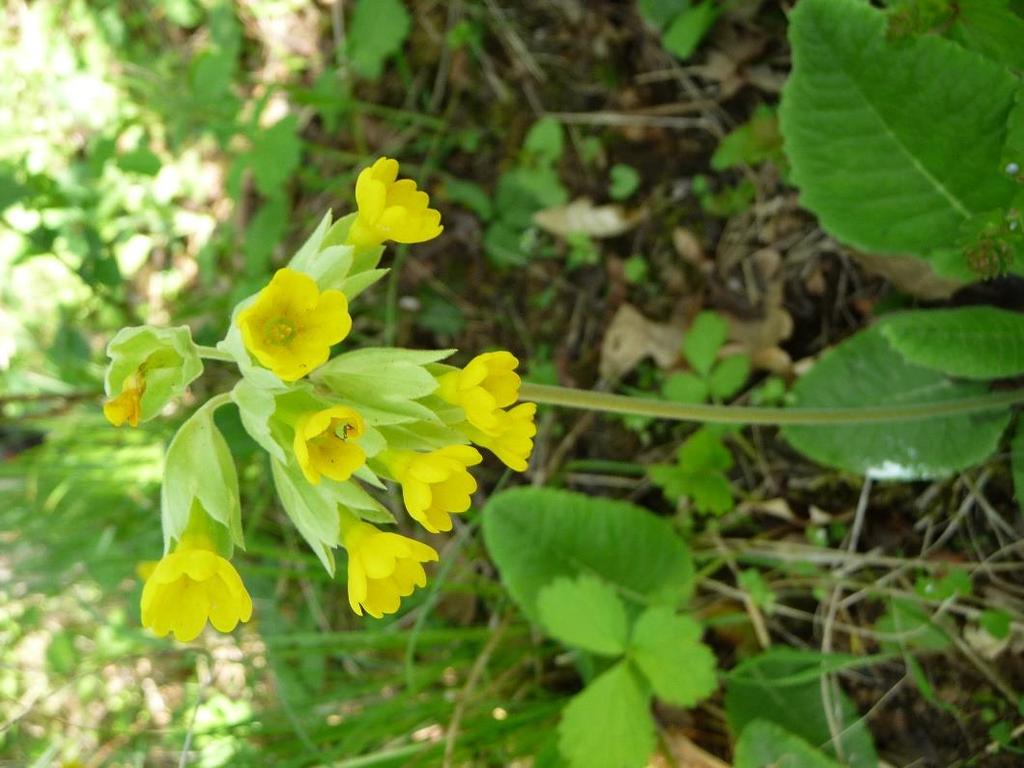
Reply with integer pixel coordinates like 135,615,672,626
104,158,536,641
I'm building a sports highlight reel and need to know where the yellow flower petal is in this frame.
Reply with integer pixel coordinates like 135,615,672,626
345,157,443,247
387,446,482,534
293,406,366,484
342,520,437,618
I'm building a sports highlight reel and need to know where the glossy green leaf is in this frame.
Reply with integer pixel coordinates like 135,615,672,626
537,575,629,656
780,0,1019,258
557,661,655,768
482,488,694,624
880,306,1024,380
782,326,1011,479
948,0,1024,70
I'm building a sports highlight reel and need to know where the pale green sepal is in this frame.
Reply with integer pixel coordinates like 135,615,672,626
271,457,339,575
321,212,386,274
311,347,456,426
231,378,287,463
287,210,333,272
378,422,469,452
105,325,203,423
161,399,243,554
340,268,389,300
354,464,386,489
324,479,395,524
304,244,355,291
359,424,388,458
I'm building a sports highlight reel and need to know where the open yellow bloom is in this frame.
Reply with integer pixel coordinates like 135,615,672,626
345,157,443,247
140,538,253,642
437,351,521,434
293,405,366,484
468,402,537,472
237,268,351,382
343,520,438,618
103,370,145,427
386,445,482,533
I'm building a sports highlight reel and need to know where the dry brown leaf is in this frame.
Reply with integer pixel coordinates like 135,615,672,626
849,250,963,301
600,304,684,379
721,250,794,375
673,227,708,269
534,198,646,239
735,497,796,522
654,728,733,768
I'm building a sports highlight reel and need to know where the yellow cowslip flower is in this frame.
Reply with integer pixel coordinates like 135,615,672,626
385,445,483,533
103,370,145,427
467,402,537,472
343,519,438,618
293,405,366,484
437,351,521,435
237,267,351,382
140,536,253,642
345,157,443,247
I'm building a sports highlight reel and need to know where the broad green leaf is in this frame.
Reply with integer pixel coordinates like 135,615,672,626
948,0,1024,70
725,648,878,768
247,115,301,197
482,488,694,624
231,378,285,462
609,164,640,200
162,403,243,552
708,354,751,400
346,0,411,80
557,661,655,768
537,575,629,656
683,311,728,376
734,720,841,768
629,606,717,707
1012,419,1024,506
781,326,1011,479
523,117,564,164
662,371,708,404
661,1,718,60
780,0,1019,258
271,458,339,575
1004,91,1024,174
880,306,1024,380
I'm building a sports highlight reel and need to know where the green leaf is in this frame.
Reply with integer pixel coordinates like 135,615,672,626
638,0,688,31
537,575,629,656
117,146,162,176
711,106,784,171
629,606,717,708
443,178,494,220
650,428,735,515
781,326,1011,479
271,457,339,575
661,1,718,60
683,311,728,376
662,371,708,404
244,198,288,276
482,488,694,624
880,306,1024,380
875,598,952,653
708,354,751,400
1012,419,1024,507
247,115,302,197
346,0,411,80
609,164,641,200
780,0,1019,258
557,661,655,768
523,117,564,165
162,403,243,552
980,609,1012,640
948,0,1024,70
725,648,878,768
735,720,842,768
231,378,286,463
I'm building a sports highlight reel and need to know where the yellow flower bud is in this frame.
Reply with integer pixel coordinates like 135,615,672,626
237,267,352,382
386,445,483,533
293,405,366,484
467,402,537,472
140,536,253,642
345,157,443,247
437,351,521,434
103,369,145,427
343,519,438,618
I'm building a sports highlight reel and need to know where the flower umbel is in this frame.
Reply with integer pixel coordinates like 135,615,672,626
103,369,145,427
237,268,351,382
386,445,483,533
437,351,521,434
343,519,438,618
466,402,537,472
293,405,366,484
345,157,443,247
140,536,253,642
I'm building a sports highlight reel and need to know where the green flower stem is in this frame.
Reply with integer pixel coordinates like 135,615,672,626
196,345,235,362
518,383,1024,426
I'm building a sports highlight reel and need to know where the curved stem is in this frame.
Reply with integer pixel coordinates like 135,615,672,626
196,345,235,363
519,383,1024,426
